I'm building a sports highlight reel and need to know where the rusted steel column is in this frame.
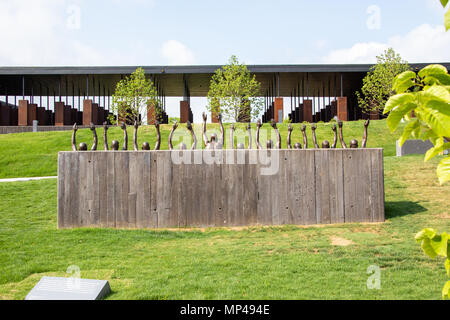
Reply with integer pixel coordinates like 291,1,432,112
337,97,348,121
180,101,189,123
303,100,313,123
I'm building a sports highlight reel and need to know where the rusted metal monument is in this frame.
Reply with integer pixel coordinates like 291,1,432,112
58,119,384,229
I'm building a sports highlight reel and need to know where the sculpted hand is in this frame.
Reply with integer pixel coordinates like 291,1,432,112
73,123,78,131
301,124,306,132
288,124,293,132
271,119,277,129
364,119,370,127
186,121,193,131
202,112,207,122
134,120,139,129
172,121,178,130
89,122,95,131
338,120,343,128
332,124,337,132
155,120,160,130
256,120,262,129
103,121,108,131
311,123,316,131
120,122,126,130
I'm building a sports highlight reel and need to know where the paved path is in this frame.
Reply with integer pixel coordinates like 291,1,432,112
0,176,57,183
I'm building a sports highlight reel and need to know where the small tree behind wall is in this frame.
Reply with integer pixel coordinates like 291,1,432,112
207,55,263,122
109,68,158,125
356,48,410,115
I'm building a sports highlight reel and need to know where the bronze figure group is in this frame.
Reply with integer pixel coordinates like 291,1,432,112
71,118,370,152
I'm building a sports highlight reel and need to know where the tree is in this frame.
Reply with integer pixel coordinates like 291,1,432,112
207,55,263,122
109,68,158,125
356,48,410,115
384,1,450,299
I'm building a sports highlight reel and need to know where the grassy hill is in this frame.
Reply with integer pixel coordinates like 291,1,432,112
0,119,402,179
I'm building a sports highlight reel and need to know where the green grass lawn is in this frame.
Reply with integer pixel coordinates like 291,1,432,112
0,154,449,300
0,119,401,179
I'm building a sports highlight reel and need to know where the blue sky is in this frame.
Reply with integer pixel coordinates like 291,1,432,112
0,0,448,66
0,0,448,121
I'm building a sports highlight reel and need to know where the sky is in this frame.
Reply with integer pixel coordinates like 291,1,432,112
0,0,449,121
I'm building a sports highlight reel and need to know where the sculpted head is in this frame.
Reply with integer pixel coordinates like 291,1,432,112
210,133,217,142
78,142,87,151
142,142,150,150
111,140,119,151
236,143,245,149
266,140,273,149
350,139,359,148
179,143,187,150
322,140,330,149
294,143,302,149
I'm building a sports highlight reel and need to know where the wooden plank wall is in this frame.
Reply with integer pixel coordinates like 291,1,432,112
57,149,385,229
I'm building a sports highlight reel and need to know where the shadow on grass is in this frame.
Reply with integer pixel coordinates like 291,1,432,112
385,201,427,219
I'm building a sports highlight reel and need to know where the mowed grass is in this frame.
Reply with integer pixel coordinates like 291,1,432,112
0,119,401,179
0,154,448,300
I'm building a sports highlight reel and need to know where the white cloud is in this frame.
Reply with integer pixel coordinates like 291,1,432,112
161,40,196,65
322,24,450,64
0,0,106,66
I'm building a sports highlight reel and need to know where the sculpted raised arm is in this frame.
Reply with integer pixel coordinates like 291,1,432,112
271,119,281,149
186,121,197,150
90,123,98,151
154,120,161,150
247,123,252,149
362,119,370,148
72,123,78,151
287,124,293,149
133,120,139,151
230,123,235,149
256,120,263,150
311,123,319,149
168,121,178,150
301,124,308,149
331,124,337,149
120,122,128,150
218,113,224,147
103,122,109,150
202,112,209,146
338,120,347,149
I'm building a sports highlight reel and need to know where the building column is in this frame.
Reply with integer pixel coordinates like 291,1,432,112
83,99,95,125
180,101,189,123
303,100,313,123
337,97,348,121
55,102,66,126
274,97,283,123
18,100,37,126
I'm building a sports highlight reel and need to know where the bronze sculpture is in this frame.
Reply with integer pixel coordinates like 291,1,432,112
247,123,252,149
256,120,263,149
169,121,197,150
270,119,281,149
186,121,197,150
362,119,370,148
103,122,109,151
337,120,370,149
301,124,308,149
71,123,97,151
133,121,139,151
111,140,119,151
294,142,302,149
202,112,224,150
287,124,293,149
331,124,338,148
120,122,128,150
154,120,161,150
229,123,235,149
311,124,319,149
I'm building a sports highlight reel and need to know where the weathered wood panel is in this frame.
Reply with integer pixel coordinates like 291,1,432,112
57,149,385,229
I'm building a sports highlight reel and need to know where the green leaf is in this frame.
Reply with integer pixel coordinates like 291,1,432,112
386,102,417,131
443,281,450,300
425,142,450,161
415,228,438,241
399,119,419,145
446,259,450,276
392,71,416,93
418,101,450,138
425,85,450,102
430,233,448,257
418,64,448,79
442,0,449,8
446,7,450,31
421,238,438,259
437,156,450,185
384,93,416,114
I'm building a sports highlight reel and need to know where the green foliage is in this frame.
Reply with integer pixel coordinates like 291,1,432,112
383,64,450,185
415,229,450,299
356,48,410,114
109,68,158,125
442,0,450,30
207,55,263,122
169,117,180,124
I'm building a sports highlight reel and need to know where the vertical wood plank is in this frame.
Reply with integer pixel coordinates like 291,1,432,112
57,153,65,228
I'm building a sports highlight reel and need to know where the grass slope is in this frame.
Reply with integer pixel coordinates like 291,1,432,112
0,155,448,300
0,119,402,179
